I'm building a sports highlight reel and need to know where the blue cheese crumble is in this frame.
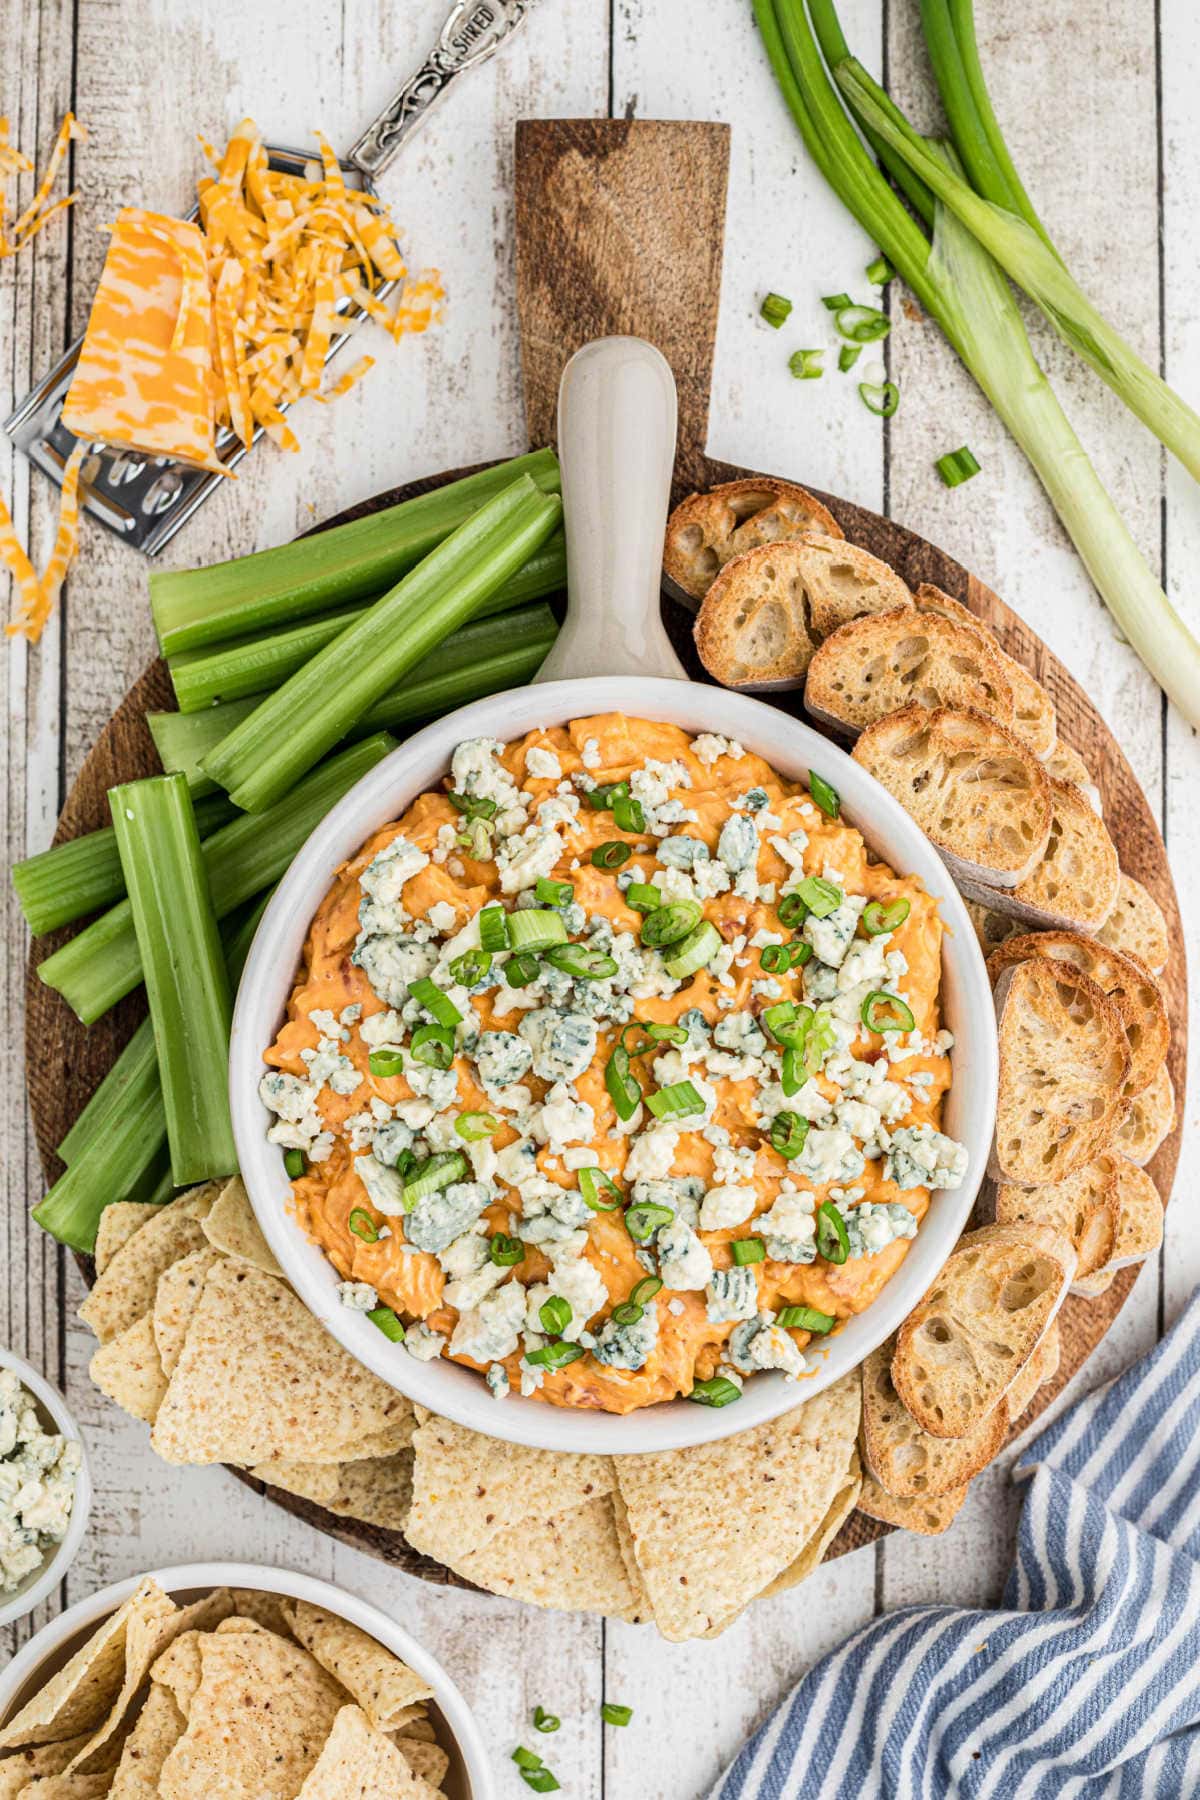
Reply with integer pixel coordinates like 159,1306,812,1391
0,1371,81,1592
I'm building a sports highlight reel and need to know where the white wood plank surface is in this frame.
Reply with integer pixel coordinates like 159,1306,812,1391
1,1,1194,1793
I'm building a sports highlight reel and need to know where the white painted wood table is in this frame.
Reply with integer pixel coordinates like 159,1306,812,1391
3,1,1198,1793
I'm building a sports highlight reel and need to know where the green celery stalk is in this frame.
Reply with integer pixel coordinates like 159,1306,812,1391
38,732,396,1025
149,700,258,796
150,448,562,655
12,791,237,936
111,774,236,1184
201,476,562,812
167,531,565,713
57,1017,158,1166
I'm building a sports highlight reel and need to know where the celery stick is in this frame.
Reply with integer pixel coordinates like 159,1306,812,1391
39,733,396,1025
149,700,258,796
57,1017,157,1166
151,448,562,655
202,476,562,813
12,791,237,935
167,531,565,713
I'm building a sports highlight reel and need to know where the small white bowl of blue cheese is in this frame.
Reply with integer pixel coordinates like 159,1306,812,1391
0,1350,90,1629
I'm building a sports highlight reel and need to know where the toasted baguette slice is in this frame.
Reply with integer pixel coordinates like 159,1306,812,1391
857,1472,968,1536
892,1223,1075,1438
861,1336,1007,1498
663,478,842,605
1071,1266,1116,1299
987,931,1168,1097
1097,873,1169,975
1042,737,1098,800
853,706,1052,888
965,900,1024,958
957,780,1120,932
1006,1320,1060,1422
994,1156,1119,1280
804,609,1014,738
990,961,1130,1186
693,541,819,690
794,532,913,637
1107,1160,1164,1267
1114,1063,1175,1165
914,584,1056,758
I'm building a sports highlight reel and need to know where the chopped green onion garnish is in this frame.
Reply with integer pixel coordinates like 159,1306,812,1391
859,379,900,418
808,770,840,818
630,1276,663,1306
450,947,492,986
367,1305,405,1342
478,906,509,952
533,1708,561,1734
504,952,543,988
525,1342,585,1370
769,1112,809,1160
821,291,853,310
834,302,890,343
612,1300,643,1326
838,343,863,373
348,1208,379,1242
579,1166,623,1212
489,1233,524,1267
865,255,894,284
781,1046,803,1098
640,899,701,948
645,1080,706,1121
624,1201,674,1242
662,919,722,978
625,882,661,913
508,909,568,953
731,1237,765,1265
539,1295,573,1336
513,1747,543,1771
592,840,632,870
760,291,793,328
455,1111,499,1141
794,875,842,918
535,877,574,906
605,1045,642,1122
283,1149,306,1179
762,940,811,972
789,348,825,380
409,1023,455,1069
521,1773,561,1795
816,1201,851,1266
400,1150,467,1212
612,794,645,833
407,976,462,1028
456,816,494,860
861,991,916,1034
936,445,981,488
601,1704,634,1727
689,1376,741,1407
862,897,911,935
762,1000,812,1047
777,892,809,929
777,1304,836,1334
543,943,618,980
586,780,629,810
449,791,497,819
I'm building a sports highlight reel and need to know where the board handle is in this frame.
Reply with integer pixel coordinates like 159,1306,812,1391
534,337,686,683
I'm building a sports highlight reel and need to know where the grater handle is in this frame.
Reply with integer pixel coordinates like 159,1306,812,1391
348,0,537,183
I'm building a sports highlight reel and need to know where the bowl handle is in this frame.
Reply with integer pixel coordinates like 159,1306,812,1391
534,336,688,683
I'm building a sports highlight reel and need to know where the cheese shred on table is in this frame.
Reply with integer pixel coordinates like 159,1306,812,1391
0,112,84,259
2,445,87,643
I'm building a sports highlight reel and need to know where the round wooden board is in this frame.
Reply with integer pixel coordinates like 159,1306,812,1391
25,456,1185,1589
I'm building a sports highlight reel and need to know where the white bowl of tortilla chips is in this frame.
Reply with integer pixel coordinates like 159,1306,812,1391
0,1563,493,1798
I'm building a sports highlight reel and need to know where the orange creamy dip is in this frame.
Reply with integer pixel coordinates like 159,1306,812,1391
262,713,964,1414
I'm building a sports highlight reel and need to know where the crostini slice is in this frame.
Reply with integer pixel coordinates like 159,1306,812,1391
861,1335,1008,1499
913,583,1057,759
692,541,820,690
663,477,842,605
1097,872,1169,975
1114,1063,1175,1165
804,608,1015,737
857,1472,969,1535
956,779,1120,933
794,532,913,637
994,1156,1120,1280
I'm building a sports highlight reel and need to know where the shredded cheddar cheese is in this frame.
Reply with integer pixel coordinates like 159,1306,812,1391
3,445,87,643
0,113,84,259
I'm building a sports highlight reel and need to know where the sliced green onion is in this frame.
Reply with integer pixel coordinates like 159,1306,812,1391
645,1080,706,1121
521,1772,561,1794
760,291,794,327
348,1208,379,1242
859,379,900,418
601,1704,634,1727
861,990,916,1034
834,301,890,342
838,343,863,373
457,817,494,860
450,947,492,985
543,943,617,980
455,1111,499,1141
789,348,825,379
624,1202,674,1242
808,770,840,818
367,1305,406,1342
795,875,842,918
586,781,629,810
777,1304,836,1333
625,882,661,913
630,1276,663,1306
816,1200,851,1266
935,445,981,487
641,899,701,948
612,794,645,833
731,1237,766,1265
778,892,809,929
821,291,853,310
533,1708,561,1735
862,896,911,935
592,840,632,870
662,920,722,978
508,909,568,953
759,944,789,973
512,1748,543,1772
579,1166,623,1212
605,1046,642,1122
525,1342,585,1370
866,254,894,284
368,1048,405,1078
535,877,574,906
539,1295,573,1336
763,1000,812,1047
478,905,509,952
504,952,543,988
408,976,463,1028
448,791,497,820
689,1376,742,1407
629,1020,689,1050
769,1112,810,1160
489,1233,524,1267
409,1023,455,1068
781,1046,803,1098
611,1300,643,1326
284,1149,306,1179
401,1150,467,1212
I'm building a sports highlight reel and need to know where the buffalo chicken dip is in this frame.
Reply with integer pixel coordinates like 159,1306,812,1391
261,714,967,1413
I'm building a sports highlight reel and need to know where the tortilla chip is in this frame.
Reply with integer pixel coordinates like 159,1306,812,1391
609,1488,653,1621
88,1316,168,1425
225,1590,295,1637
106,1685,186,1800
394,1737,449,1791
157,1627,344,1800
294,1706,437,1800
148,1637,203,1718
149,1262,412,1467
17,1776,114,1798
281,1602,432,1732
455,1494,647,1619
759,1449,863,1598
69,1591,233,1773
251,1452,413,1529
0,1579,176,1750
404,1414,613,1564
152,1248,223,1377
202,1177,281,1277
615,1374,862,1642
0,1737,92,1798
80,1190,217,1343
94,1203,161,1276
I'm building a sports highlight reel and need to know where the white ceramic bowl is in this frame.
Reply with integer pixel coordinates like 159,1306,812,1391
0,1561,493,1800
230,675,998,1455
0,1348,92,1631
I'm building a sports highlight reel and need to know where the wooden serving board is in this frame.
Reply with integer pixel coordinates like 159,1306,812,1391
24,121,1186,1586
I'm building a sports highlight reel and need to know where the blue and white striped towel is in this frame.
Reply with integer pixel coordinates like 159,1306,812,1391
712,1288,1200,1799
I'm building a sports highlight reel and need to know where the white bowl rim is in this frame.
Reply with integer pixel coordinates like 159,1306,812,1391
0,1348,92,1631
0,1559,495,1800
231,674,998,1456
